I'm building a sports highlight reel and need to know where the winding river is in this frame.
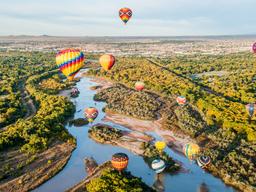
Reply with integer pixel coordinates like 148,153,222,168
33,72,236,192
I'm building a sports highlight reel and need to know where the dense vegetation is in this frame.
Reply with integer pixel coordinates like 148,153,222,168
0,51,75,154
94,84,162,120
86,169,155,192
141,142,179,172
0,52,56,128
88,124,122,143
87,54,256,191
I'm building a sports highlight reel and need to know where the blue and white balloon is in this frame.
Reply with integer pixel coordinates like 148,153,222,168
151,159,166,174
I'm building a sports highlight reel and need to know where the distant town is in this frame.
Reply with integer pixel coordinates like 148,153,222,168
0,35,255,57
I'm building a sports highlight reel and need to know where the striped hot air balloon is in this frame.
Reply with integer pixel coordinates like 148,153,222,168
119,8,132,24
246,103,255,117
183,143,200,160
151,159,166,174
197,156,211,168
176,96,187,106
99,54,116,71
252,42,256,53
84,107,98,122
135,81,145,91
155,141,166,154
56,49,85,81
111,153,129,172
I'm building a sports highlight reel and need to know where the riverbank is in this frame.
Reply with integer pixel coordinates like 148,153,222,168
86,75,252,192
0,140,75,192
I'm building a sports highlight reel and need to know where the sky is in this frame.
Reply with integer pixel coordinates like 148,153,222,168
0,0,255,36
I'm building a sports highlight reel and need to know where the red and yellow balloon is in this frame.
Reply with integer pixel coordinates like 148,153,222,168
56,49,85,81
111,153,129,172
99,54,116,71
119,8,132,24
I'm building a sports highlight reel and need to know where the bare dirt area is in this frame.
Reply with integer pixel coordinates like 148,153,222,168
103,112,193,154
0,141,75,192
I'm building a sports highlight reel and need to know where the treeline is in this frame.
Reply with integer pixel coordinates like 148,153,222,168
87,55,256,191
0,51,56,127
160,52,256,103
0,70,75,154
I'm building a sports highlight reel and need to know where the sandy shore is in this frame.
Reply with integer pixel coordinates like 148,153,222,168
103,112,192,154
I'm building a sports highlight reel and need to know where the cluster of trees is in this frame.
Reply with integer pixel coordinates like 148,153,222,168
0,52,75,154
160,52,256,103
0,51,56,127
94,84,161,120
86,169,155,192
88,55,255,190
88,124,122,143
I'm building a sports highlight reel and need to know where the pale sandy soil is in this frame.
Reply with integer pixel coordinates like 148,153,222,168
0,141,75,192
103,112,192,154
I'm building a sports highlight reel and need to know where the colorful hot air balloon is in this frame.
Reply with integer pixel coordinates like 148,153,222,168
135,81,145,91
197,156,211,168
151,159,166,174
119,8,132,24
183,143,200,160
176,96,187,106
84,107,98,122
246,103,255,117
56,49,85,81
111,153,129,172
155,141,166,154
252,42,256,53
99,54,116,71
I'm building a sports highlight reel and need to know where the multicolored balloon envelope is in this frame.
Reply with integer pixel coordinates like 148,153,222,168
183,143,200,160
155,141,166,153
99,54,116,71
135,81,145,91
151,159,166,174
84,107,98,122
119,8,132,24
111,153,129,172
176,96,187,106
56,49,85,81
246,103,255,117
252,42,256,53
197,156,211,168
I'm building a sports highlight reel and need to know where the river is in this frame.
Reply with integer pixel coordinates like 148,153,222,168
33,73,236,192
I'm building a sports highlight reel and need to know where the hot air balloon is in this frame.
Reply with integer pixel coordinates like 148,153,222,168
111,153,129,172
176,96,187,106
151,159,166,174
119,8,132,24
135,81,145,91
246,103,255,118
197,156,211,168
99,54,116,71
252,42,256,53
84,107,98,122
155,141,166,154
56,49,85,81
183,143,200,160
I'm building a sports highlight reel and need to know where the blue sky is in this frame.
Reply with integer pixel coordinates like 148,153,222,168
0,0,255,36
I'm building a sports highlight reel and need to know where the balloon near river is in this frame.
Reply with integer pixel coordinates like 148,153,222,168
183,143,200,160
84,107,99,123
119,8,132,24
56,49,85,81
111,153,129,172
151,159,166,174
155,141,166,154
99,54,116,71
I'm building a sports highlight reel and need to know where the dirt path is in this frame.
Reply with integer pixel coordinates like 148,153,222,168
19,81,37,119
